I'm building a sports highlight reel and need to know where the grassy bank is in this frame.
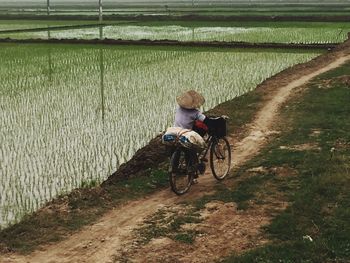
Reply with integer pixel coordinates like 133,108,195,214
221,62,350,262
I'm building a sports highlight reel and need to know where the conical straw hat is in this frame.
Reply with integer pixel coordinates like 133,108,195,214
176,90,205,109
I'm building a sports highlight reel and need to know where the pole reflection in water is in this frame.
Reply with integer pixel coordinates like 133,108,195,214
99,25,103,40
48,48,52,83
99,0,103,23
48,29,52,83
99,48,105,122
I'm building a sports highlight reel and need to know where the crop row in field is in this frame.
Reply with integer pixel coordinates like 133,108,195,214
0,44,319,229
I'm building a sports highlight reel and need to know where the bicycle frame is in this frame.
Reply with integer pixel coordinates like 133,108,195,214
198,135,218,162
172,134,221,174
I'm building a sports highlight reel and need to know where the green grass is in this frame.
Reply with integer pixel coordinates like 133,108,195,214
173,232,197,244
222,63,350,262
136,205,202,245
317,61,350,80
80,179,99,189
192,174,270,211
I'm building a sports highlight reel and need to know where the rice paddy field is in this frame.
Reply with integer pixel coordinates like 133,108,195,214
0,43,321,228
1,21,350,44
1,0,347,232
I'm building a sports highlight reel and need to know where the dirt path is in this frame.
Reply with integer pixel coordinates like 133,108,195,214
234,53,350,165
2,52,350,263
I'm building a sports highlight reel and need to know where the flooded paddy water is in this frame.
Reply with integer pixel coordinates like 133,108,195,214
0,43,320,228
2,24,349,44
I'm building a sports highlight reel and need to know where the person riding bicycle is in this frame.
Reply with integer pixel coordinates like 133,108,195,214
174,90,208,183
165,90,230,193
174,90,207,133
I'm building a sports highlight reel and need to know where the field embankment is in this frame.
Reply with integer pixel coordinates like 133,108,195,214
0,38,336,50
0,36,349,263
0,22,130,34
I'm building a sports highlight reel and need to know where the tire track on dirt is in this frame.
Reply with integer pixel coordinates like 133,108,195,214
2,53,350,263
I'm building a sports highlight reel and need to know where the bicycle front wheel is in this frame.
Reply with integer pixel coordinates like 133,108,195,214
169,148,194,195
210,137,231,180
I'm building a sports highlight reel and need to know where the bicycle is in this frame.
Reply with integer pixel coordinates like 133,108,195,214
169,116,231,195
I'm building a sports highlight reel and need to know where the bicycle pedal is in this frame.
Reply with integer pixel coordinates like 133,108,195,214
201,157,208,163
198,163,206,174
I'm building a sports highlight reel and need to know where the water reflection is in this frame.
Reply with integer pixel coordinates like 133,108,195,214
47,28,53,83
99,25,103,40
99,48,105,121
48,49,52,83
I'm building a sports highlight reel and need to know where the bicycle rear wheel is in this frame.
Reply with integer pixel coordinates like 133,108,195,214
210,137,231,180
169,148,194,195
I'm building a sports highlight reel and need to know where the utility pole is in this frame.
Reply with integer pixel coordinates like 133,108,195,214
99,0,103,22
99,0,103,39
47,0,50,15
